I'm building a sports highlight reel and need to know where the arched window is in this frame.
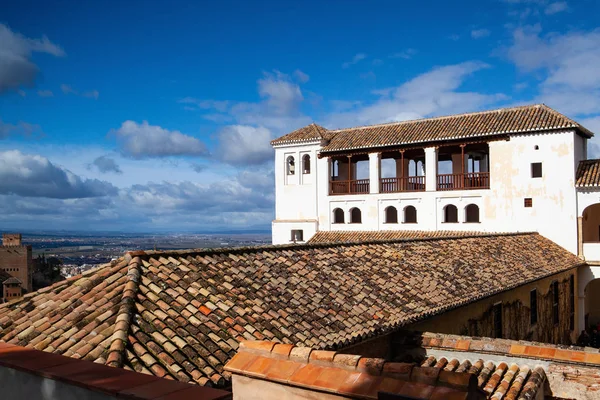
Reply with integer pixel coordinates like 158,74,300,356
350,208,362,224
385,206,398,224
444,204,458,223
465,204,480,223
404,206,417,224
333,208,345,224
302,154,311,174
286,156,295,175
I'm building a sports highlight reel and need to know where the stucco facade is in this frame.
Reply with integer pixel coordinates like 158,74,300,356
0,234,32,292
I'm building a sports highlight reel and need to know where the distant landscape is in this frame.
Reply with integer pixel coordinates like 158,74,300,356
18,232,271,277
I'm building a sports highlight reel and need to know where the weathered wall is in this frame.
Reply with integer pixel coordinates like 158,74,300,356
408,269,577,345
232,375,346,400
0,246,32,292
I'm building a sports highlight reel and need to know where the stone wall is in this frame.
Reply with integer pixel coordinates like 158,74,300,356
0,246,32,292
407,269,577,345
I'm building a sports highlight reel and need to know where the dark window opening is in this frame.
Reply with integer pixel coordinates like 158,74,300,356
553,281,560,325
385,206,398,224
530,289,538,325
570,275,575,331
404,206,417,224
465,204,480,223
534,145,539,150
444,205,458,223
350,208,362,224
287,156,295,175
531,162,542,178
332,208,344,224
302,154,311,174
524,198,533,208
290,230,304,243
493,303,503,338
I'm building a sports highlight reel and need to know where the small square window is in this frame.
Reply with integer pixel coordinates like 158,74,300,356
290,230,304,243
524,198,533,208
531,162,542,178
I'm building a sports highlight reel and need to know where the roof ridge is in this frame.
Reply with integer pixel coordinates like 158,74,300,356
326,103,565,133
127,231,539,259
105,252,142,368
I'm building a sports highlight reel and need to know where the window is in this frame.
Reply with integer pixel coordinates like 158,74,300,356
290,230,304,243
404,206,417,224
350,208,362,224
385,206,398,224
465,204,480,223
302,154,311,174
492,303,502,338
333,208,345,224
286,156,295,175
570,275,575,331
530,289,538,325
524,198,533,208
553,281,559,325
443,205,458,223
531,162,542,178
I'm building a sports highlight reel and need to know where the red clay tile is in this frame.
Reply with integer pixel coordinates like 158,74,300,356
199,305,211,316
312,365,349,392
429,386,469,400
524,346,541,356
240,341,276,354
243,355,274,378
377,376,407,394
289,363,324,387
309,350,337,364
382,362,413,380
570,351,586,363
397,381,435,399
264,359,302,382
509,344,526,355
455,340,470,351
357,357,385,375
338,372,381,397
271,343,294,357
538,347,557,359
555,349,572,361
222,351,256,374
584,353,600,365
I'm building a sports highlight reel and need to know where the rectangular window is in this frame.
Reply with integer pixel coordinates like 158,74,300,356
570,275,575,331
290,230,304,243
530,289,538,325
531,162,542,178
553,281,560,325
492,303,503,338
524,198,533,208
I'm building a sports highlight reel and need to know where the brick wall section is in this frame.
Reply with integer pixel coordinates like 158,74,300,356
0,245,32,292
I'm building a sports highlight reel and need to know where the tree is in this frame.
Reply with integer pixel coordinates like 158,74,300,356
32,255,64,291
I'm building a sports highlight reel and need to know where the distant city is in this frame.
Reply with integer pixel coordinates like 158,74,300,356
19,232,271,278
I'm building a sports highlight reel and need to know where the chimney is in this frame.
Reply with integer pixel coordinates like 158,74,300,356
2,234,22,247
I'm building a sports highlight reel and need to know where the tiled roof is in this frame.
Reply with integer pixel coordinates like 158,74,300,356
576,159,600,188
270,123,327,145
271,104,593,153
225,340,544,400
307,230,492,244
0,233,583,388
2,277,22,285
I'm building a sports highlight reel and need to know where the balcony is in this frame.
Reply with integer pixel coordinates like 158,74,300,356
380,176,425,193
437,172,490,191
330,179,370,195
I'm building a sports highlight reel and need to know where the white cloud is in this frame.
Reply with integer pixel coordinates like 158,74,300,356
0,150,116,198
37,90,53,97
544,1,568,14
325,61,506,128
90,155,122,174
0,24,65,94
214,125,274,165
0,119,42,139
111,121,209,159
389,49,417,59
60,84,76,94
342,53,367,68
293,69,310,83
178,97,229,112
471,29,491,39
61,84,99,99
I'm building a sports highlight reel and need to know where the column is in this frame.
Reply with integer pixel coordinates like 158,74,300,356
425,147,438,192
578,295,586,333
369,152,381,194
578,216,584,258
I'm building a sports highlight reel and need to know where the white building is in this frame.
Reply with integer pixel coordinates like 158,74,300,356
271,104,600,333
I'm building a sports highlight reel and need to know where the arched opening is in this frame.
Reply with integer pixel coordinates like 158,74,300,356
385,206,398,224
286,156,295,175
444,204,458,223
404,205,417,224
350,208,362,224
465,204,480,223
332,208,344,224
584,278,600,336
583,204,600,243
302,154,311,174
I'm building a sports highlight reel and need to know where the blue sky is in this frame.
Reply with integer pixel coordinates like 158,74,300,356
1,0,599,232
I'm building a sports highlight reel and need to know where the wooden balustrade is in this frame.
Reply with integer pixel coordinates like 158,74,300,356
437,172,490,191
329,179,370,195
380,176,425,193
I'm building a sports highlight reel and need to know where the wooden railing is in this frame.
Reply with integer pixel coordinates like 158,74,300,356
437,172,490,191
380,176,425,193
330,179,370,195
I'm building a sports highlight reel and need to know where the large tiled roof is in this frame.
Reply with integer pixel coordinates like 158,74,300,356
271,104,593,153
0,233,583,388
307,230,492,244
270,123,327,145
576,159,600,188
225,340,544,400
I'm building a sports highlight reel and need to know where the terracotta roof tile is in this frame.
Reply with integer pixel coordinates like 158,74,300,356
0,233,583,388
294,104,593,154
270,123,327,145
307,230,492,244
576,159,600,187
